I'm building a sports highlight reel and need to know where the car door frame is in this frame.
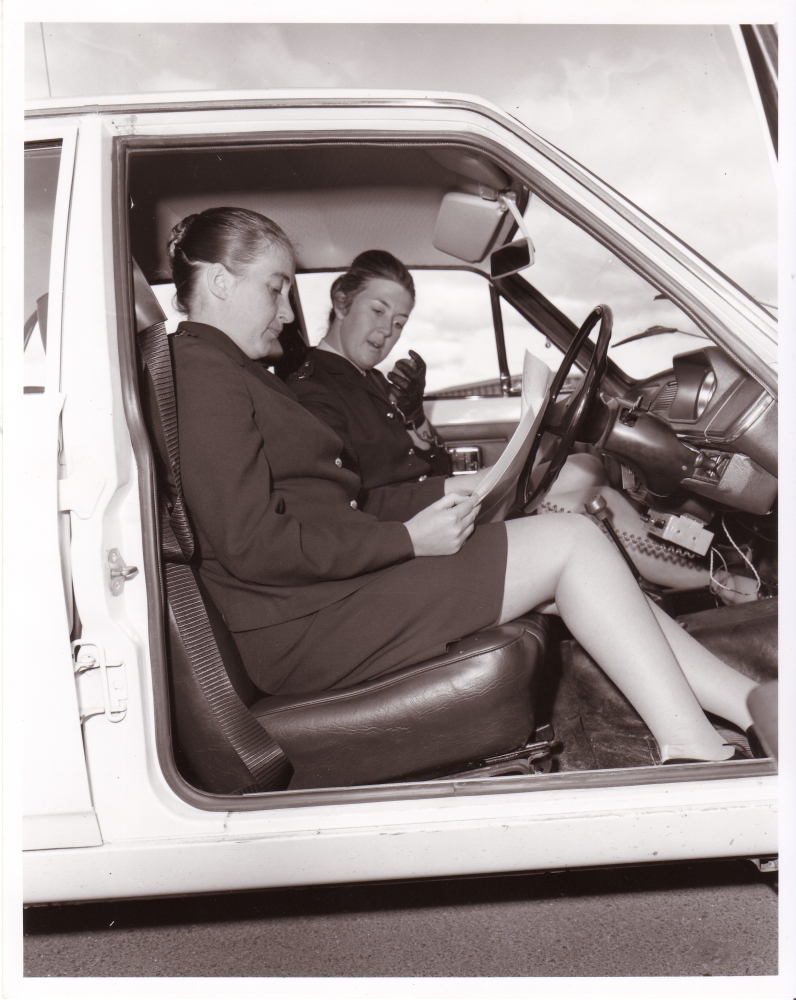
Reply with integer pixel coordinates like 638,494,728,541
19,123,105,851
18,100,776,905
111,109,776,809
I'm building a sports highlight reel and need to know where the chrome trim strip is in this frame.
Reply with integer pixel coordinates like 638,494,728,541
193,758,777,814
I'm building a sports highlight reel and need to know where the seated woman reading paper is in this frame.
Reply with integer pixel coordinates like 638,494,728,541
292,249,728,595
288,250,451,488
169,206,758,764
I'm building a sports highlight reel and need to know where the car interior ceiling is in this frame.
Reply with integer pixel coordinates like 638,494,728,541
129,141,627,394
127,139,777,797
129,142,523,282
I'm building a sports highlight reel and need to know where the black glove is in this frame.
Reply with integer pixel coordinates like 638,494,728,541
387,350,427,428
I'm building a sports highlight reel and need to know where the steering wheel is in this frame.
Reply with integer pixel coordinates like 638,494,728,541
515,304,613,512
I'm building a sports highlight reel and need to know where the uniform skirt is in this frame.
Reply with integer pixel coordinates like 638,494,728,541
233,520,508,695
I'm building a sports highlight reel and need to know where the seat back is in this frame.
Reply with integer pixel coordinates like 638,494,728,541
132,262,548,793
133,261,292,793
272,295,309,381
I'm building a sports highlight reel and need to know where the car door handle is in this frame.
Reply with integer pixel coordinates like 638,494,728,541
446,445,481,474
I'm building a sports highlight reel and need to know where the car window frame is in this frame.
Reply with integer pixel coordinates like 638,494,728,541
112,124,775,815
24,125,78,396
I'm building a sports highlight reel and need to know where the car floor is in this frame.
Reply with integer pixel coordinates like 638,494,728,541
540,607,775,773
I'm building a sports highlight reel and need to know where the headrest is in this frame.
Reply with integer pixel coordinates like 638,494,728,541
133,258,168,334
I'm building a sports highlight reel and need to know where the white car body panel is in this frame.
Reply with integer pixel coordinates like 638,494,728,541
21,91,778,904
24,776,776,904
21,124,103,852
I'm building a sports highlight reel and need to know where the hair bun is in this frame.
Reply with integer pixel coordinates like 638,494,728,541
167,214,198,262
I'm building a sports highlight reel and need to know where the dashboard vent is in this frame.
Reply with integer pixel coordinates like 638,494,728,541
652,381,677,414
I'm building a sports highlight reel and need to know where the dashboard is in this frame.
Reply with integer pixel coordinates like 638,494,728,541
593,347,777,516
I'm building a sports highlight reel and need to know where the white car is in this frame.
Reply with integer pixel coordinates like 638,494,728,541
18,90,778,905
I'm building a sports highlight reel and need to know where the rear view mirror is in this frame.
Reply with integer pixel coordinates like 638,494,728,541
490,238,532,279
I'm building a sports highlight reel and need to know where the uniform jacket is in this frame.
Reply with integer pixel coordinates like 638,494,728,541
288,347,450,490
172,322,445,632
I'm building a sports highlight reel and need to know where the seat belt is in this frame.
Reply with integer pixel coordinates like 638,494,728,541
136,302,291,793
165,560,291,792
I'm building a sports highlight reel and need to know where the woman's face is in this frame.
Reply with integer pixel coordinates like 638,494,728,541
336,278,414,371
221,246,295,360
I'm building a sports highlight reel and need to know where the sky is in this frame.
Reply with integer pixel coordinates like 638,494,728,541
25,22,777,307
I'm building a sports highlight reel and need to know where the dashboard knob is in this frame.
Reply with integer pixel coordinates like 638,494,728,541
584,495,608,518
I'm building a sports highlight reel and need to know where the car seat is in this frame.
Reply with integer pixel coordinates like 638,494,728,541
133,262,549,793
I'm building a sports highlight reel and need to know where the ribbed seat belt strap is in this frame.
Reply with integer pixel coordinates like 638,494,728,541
138,319,291,792
165,561,291,790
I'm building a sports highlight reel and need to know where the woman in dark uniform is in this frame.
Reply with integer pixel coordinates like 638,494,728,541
288,250,451,489
287,250,715,593
169,206,758,764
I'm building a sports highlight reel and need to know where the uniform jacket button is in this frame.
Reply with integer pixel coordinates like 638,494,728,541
408,448,415,456
386,410,395,418
350,499,358,509
418,475,428,482
335,457,342,467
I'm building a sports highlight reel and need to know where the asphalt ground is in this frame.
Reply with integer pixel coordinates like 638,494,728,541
23,859,777,978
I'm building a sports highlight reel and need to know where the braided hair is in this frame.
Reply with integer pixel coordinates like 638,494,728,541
167,207,295,313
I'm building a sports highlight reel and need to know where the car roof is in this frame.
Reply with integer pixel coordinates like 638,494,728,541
90,95,527,276
24,88,511,118
26,87,777,372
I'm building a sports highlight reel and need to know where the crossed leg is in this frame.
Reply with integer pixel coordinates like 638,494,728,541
498,513,756,761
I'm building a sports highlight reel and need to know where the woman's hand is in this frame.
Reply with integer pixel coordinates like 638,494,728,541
388,350,426,427
404,493,480,557
443,465,494,496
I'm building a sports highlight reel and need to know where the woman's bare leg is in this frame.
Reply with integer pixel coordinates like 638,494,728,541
644,597,756,731
539,484,713,592
499,514,735,761
545,452,609,496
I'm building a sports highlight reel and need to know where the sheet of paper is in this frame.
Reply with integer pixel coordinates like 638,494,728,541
472,350,554,523
520,345,552,421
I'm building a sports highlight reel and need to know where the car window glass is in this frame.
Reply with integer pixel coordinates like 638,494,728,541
151,284,183,332
24,142,62,392
297,271,337,346
522,195,709,379
297,269,502,394
501,297,565,381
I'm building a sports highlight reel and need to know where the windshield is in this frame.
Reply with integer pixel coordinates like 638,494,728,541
518,196,771,380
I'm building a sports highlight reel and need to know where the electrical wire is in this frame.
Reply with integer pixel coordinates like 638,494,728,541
721,513,762,593
708,515,762,599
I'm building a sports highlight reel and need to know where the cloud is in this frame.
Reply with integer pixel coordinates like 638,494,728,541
28,22,776,301
493,29,776,300
41,23,341,97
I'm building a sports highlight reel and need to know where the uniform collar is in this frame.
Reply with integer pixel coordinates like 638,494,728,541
317,336,368,375
310,346,392,404
177,320,296,399
177,321,251,367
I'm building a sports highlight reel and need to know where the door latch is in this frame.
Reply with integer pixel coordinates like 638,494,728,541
108,548,138,596
72,640,127,723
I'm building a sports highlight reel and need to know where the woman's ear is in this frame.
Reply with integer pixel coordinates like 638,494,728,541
206,262,234,301
332,290,350,321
